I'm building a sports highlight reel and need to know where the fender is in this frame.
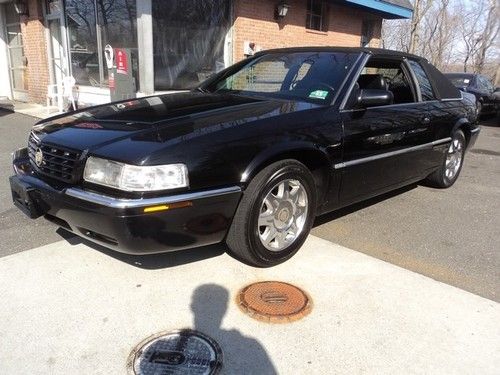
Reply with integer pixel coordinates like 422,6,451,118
240,141,332,185
452,117,470,134
451,117,481,150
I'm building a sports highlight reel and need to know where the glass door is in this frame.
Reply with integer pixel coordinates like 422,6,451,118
6,22,28,101
45,0,69,90
48,18,66,86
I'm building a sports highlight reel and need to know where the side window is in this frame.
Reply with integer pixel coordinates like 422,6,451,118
407,60,436,101
486,78,494,92
479,76,493,92
476,76,486,90
349,58,417,107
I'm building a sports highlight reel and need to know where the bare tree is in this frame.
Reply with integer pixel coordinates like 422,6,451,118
382,0,499,78
381,18,411,51
461,1,485,72
408,0,434,53
420,0,463,69
472,0,500,73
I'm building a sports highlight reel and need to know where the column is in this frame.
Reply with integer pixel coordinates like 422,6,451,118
137,0,154,95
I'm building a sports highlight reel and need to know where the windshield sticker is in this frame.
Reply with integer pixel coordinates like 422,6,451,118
463,79,470,84
309,90,329,100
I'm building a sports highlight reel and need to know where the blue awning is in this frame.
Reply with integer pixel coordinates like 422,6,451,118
342,0,413,19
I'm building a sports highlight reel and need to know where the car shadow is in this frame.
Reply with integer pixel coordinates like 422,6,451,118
0,107,15,116
314,183,418,227
479,115,499,127
56,227,226,270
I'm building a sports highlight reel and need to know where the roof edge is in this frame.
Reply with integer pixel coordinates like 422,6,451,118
343,0,413,19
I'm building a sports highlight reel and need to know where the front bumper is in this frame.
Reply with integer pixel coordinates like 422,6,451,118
467,126,480,150
10,148,242,254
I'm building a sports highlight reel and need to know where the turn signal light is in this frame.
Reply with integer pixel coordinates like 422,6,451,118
143,201,193,213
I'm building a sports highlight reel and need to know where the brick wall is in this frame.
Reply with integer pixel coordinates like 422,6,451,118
20,0,49,104
233,0,382,62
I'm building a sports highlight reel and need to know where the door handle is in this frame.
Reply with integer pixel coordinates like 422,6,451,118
422,117,431,125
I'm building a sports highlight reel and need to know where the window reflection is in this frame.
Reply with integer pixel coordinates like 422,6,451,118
408,60,436,101
152,0,231,90
66,0,138,87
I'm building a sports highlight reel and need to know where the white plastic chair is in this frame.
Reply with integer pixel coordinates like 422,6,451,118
46,76,77,114
46,84,60,114
62,76,77,112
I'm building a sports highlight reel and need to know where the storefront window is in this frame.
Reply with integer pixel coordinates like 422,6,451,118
66,0,138,87
152,0,231,90
97,0,138,84
66,0,98,85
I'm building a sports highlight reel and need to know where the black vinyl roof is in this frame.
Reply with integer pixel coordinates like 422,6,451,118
256,47,425,61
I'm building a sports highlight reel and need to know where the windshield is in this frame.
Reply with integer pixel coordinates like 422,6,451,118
206,51,359,104
447,75,473,88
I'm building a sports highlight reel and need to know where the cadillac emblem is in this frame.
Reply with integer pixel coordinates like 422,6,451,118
35,148,44,167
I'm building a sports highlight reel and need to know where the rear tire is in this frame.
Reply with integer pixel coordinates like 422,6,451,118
226,160,317,267
426,130,466,188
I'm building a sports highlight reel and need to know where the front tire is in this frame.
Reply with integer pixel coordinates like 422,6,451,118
426,130,466,188
226,160,317,267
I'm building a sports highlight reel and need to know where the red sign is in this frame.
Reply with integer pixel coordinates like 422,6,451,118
115,48,128,75
109,72,115,89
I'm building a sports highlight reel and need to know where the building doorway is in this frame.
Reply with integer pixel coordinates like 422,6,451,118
48,18,67,87
45,0,69,91
5,3,28,101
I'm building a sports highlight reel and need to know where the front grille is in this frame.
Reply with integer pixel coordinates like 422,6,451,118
28,132,82,183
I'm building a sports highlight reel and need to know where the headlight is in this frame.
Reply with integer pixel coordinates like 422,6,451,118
83,156,189,191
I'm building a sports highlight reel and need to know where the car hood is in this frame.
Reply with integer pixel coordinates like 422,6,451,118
33,92,318,156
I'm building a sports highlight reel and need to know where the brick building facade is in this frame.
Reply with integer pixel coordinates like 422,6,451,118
21,0,49,103
232,0,383,62
0,0,51,103
0,0,412,106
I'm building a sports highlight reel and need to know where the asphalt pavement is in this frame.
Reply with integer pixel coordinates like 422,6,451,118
1,108,499,301
0,110,64,256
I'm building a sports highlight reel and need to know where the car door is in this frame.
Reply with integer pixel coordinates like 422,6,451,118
478,76,496,108
338,57,434,205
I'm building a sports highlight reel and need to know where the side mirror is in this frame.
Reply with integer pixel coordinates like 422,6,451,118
357,89,394,108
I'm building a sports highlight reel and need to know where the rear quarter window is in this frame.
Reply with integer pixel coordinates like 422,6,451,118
407,60,436,101
421,61,461,100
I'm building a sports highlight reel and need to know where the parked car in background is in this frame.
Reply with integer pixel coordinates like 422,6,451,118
10,47,480,267
444,73,499,116
494,86,500,103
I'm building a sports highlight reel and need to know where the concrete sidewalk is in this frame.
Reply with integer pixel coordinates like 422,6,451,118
0,99,58,119
0,235,498,374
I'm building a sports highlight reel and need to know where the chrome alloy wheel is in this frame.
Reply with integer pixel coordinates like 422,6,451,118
445,136,464,180
258,179,309,251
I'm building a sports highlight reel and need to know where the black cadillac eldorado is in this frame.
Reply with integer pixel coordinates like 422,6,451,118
10,47,480,267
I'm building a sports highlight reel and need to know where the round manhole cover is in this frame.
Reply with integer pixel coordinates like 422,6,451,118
128,330,222,375
237,281,312,323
